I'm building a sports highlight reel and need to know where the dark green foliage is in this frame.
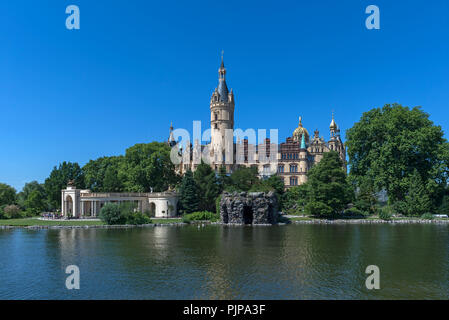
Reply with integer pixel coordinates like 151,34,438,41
379,208,392,221
194,163,221,212
99,202,151,225
250,175,285,196
182,211,219,223
227,167,260,192
24,189,47,216
17,181,46,207
282,184,308,214
346,104,449,213
421,212,434,220
344,207,366,217
178,170,200,214
216,195,222,215
126,211,152,225
83,156,125,192
217,166,231,190
351,176,377,215
2,205,22,219
123,142,179,192
393,169,432,216
44,162,84,210
99,203,125,225
304,151,352,217
438,194,449,215
0,183,16,207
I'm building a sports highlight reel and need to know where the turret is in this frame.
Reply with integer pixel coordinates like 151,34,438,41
210,52,235,157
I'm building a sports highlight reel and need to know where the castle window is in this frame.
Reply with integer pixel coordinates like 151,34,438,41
290,176,298,186
263,165,270,175
278,165,284,173
289,164,297,173
215,113,218,121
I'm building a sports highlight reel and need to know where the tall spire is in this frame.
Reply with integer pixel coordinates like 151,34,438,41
217,51,229,102
168,122,176,146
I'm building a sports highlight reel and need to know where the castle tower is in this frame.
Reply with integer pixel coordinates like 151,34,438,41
167,122,176,147
328,112,339,152
299,133,308,184
210,53,235,159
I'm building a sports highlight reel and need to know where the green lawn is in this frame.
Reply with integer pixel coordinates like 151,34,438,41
151,218,182,224
0,217,184,227
0,218,105,226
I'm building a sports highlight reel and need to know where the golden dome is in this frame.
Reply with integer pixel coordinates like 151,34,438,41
293,116,309,142
330,112,337,131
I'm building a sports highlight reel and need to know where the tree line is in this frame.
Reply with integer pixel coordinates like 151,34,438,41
1,104,449,219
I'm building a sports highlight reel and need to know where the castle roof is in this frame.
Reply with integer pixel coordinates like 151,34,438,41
216,54,229,102
293,116,309,143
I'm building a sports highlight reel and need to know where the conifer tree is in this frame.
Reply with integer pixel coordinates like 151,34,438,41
178,170,199,214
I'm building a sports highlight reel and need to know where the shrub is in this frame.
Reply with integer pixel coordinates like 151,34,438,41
421,212,434,220
0,205,6,219
99,203,126,225
3,205,23,219
344,207,366,217
182,211,219,223
216,195,222,215
126,212,152,225
379,207,392,221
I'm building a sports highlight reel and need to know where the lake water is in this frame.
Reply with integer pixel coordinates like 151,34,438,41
0,224,448,299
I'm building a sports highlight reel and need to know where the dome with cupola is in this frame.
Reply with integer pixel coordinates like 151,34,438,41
293,116,309,143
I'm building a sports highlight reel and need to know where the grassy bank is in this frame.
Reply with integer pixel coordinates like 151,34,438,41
0,217,184,227
0,218,106,226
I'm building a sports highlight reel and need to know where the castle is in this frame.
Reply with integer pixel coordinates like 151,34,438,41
61,56,347,218
170,57,347,188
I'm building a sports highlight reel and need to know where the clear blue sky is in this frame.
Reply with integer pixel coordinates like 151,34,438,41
1,0,448,191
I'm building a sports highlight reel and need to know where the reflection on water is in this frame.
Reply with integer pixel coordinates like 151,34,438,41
0,224,448,299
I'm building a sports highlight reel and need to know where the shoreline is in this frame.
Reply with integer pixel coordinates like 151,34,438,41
1,218,449,229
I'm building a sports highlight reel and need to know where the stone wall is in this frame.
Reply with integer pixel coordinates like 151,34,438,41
220,191,278,225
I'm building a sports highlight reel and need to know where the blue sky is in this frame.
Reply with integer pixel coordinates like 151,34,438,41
1,0,448,191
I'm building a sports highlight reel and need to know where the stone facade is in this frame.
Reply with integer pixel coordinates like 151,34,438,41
61,184,178,218
220,191,278,225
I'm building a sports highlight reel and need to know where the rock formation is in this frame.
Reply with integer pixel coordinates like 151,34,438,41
220,191,278,225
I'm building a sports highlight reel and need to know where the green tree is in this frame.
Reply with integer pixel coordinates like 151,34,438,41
83,156,124,192
305,151,352,217
217,166,231,190
351,176,377,215
346,104,449,210
282,184,309,214
438,189,449,215
44,162,84,210
227,166,260,191
394,169,432,216
103,166,123,192
17,181,46,209
194,163,221,212
99,203,126,225
0,183,16,207
24,189,47,216
123,142,179,192
3,204,22,219
178,170,200,214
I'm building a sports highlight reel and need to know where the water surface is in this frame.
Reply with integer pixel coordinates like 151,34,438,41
0,224,448,299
